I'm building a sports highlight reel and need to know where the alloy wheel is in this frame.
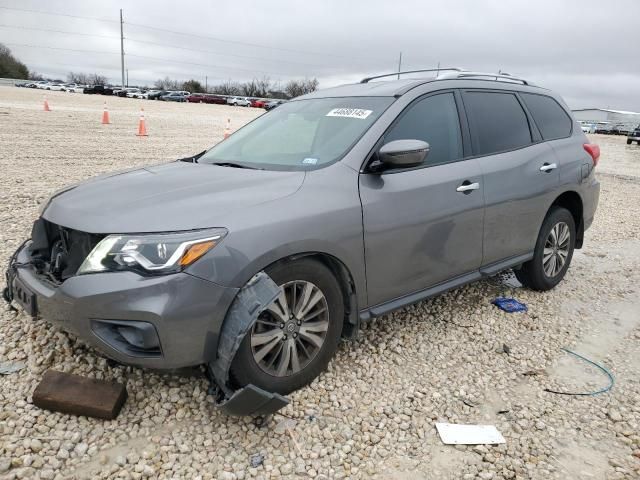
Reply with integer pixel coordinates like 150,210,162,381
250,280,329,377
543,221,570,277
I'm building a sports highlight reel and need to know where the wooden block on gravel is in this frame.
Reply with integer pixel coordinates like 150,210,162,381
33,370,127,420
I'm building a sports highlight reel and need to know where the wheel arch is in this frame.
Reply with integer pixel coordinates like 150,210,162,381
261,252,361,339
548,190,584,248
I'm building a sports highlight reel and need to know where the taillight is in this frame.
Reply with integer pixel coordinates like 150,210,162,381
583,143,600,167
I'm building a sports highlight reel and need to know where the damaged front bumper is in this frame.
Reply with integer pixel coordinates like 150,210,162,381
5,243,290,416
4,241,238,369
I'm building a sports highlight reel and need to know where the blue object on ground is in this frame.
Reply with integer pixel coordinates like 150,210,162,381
492,297,528,313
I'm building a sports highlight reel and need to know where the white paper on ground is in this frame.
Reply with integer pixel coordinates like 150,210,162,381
435,422,506,445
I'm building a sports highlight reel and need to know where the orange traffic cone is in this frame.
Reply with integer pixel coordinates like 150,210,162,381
223,118,231,139
136,108,148,136
101,101,110,124
43,96,51,111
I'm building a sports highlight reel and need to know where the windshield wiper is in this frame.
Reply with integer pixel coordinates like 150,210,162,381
212,162,259,170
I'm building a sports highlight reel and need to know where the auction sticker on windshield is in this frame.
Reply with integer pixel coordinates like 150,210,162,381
326,108,373,119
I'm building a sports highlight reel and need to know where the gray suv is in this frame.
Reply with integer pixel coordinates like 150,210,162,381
4,68,600,413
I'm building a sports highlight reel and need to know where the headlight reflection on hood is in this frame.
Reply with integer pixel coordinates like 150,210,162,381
78,228,227,275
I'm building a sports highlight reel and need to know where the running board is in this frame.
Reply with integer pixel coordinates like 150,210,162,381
359,252,533,320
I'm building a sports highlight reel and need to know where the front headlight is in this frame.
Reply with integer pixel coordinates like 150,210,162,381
78,228,227,275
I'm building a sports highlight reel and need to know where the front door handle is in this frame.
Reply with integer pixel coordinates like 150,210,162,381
456,181,480,194
539,163,557,172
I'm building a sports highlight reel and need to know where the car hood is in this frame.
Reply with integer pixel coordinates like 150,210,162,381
43,162,305,233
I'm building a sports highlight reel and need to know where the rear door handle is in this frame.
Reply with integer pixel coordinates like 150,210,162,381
539,163,557,172
456,181,480,193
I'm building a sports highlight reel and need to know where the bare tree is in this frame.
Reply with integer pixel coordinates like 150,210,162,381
67,71,107,85
284,78,319,98
211,80,242,96
154,76,182,90
88,73,107,85
29,71,44,81
255,76,272,97
240,78,259,97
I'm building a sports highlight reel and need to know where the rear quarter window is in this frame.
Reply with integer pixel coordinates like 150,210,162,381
520,93,572,140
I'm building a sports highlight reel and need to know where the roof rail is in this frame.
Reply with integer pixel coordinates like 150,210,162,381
438,71,533,86
360,67,464,83
360,68,534,86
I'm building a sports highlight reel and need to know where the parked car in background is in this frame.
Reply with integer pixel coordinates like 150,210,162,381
611,124,630,136
594,123,614,134
187,93,207,103
578,121,595,134
160,92,187,102
125,88,144,98
83,85,115,95
227,96,251,107
35,81,50,89
206,95,228,105
146,90,168,100
251,99,268,108
67,84,86,93
46,83,65,91
264,100,285,110
627,125,640,145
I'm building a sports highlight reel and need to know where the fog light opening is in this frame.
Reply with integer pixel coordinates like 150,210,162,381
91,320,162,358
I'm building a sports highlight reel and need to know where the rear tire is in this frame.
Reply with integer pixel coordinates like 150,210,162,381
230,259,344,395
628,139,633,145
515,207,576,291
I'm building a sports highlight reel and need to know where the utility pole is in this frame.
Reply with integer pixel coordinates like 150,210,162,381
205,75,208,92
120,9,125,88
126,69,129,87
397,52,402,79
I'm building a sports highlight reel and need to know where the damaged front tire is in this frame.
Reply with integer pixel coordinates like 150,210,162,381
230,259,344,395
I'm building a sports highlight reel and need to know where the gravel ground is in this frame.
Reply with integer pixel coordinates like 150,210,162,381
1,87,639,480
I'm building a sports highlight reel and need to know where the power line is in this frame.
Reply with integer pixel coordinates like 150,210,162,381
0,5,372,63
125,38,322,68
0,6,117,23
3,42,119,56
8,55,231,85
4,43,298,77
125,21,370,62
0,24,322,68
0,24,120,40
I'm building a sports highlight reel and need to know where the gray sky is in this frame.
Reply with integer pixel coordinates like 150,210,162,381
1,0,638,111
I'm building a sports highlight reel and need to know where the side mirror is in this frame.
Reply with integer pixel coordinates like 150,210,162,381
378,139,430,168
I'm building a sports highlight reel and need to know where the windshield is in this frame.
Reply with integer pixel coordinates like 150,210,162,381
199,96,393,170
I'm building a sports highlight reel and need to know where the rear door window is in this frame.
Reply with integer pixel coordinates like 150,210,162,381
520,93,572,140
384,92,463,167
463,91,532,155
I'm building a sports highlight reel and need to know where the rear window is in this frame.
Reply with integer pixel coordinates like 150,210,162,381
520,93,572,140
463,91,532,156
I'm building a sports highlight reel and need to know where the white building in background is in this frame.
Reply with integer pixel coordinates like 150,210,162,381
571,108,640,126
